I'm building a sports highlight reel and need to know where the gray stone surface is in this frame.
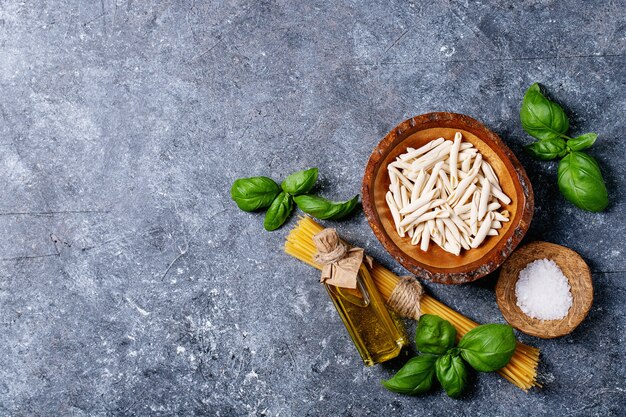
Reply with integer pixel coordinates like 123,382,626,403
0,0,624,415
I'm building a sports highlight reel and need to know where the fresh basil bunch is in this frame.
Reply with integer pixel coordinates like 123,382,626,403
382,314,516,398
230,168,359,231
520,83,608,212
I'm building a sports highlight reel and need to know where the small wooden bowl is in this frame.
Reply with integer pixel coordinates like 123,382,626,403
362,112,533,284
496,241,593,338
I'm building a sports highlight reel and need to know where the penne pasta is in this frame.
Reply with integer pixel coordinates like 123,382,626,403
401,186,409,210
458,233,471,250
411,157,443,176
420,161,445,197
443,241,461,256
391,174,403,209
420,222,431,251
458,152,476,162
436,177,444,196
399,137,445,161
469,191,480,235
404,207,449,228
461,155,472,173
446,153,482,206
492,186,512,205
400,189,438,215
449,132,462,187
438,169,453,196
478,177,491,221
435,219,446,244
481,161,502,192
456,183,477,208
439,184,448,199
386,133,513,255
386,191,404,237
410,141,453,170
444,205,470,234
447,208,471,235
411,223,425,245
409,140,451,164
411,170,427,202
389,159,413,170
399,198,445,228
388,165,414,192
494,211,510,222
471,212,495,248
487,201,502,212
443,218,462,244
454,203,472,215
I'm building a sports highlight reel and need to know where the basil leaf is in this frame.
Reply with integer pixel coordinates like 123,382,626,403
230,176,281,212
520,83,569,141
557,152,608,212
525,137,568,160
435,353,468,398
568,133,597,151
381,355,436,395
458,324,516,372
414,314,456,355
281,168,318,195
263,192,293,231
293,194,359,220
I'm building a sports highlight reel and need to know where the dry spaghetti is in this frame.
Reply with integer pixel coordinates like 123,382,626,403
285,216,540,391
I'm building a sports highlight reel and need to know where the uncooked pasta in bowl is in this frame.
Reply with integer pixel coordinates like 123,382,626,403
385,132,512,255
361,112,534,284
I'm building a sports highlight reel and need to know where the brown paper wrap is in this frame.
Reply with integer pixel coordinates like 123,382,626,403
312,228,423,320
312,228,363,289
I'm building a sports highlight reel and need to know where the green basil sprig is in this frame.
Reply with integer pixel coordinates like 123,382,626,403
525,137,568,161
263,191,293,231
414,314,456,355
382,314,517,399
520,83,569,141
230,176,281,212
294,194,359,220
231,167,359,231
567,133,597,151
281,168,318,195
381,356,436,395
558,152,609,213
520,83,608,212
457,324,516,372
435,353,469,398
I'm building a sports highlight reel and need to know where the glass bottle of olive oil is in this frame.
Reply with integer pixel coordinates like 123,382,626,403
325,263,407,366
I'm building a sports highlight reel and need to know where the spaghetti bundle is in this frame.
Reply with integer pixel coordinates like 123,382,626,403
285,216,540,391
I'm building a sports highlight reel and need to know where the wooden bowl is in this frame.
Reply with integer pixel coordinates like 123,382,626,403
496,241,593,338
362,112,534,284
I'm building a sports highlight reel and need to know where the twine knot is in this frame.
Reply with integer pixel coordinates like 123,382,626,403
314,234,348,265
388,276,424,320
312,228,363,289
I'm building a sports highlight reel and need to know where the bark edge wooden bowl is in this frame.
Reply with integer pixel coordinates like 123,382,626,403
362,112,533,284
496,241,593,338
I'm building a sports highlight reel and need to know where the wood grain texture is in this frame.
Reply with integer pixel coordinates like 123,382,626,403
362,112,534,284
496,241,593,338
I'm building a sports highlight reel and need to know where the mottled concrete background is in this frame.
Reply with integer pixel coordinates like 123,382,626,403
0,1,624,416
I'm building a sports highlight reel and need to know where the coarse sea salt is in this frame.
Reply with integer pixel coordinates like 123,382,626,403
515,258,573,320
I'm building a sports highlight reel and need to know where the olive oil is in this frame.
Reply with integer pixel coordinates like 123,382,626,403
325,263,407,366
